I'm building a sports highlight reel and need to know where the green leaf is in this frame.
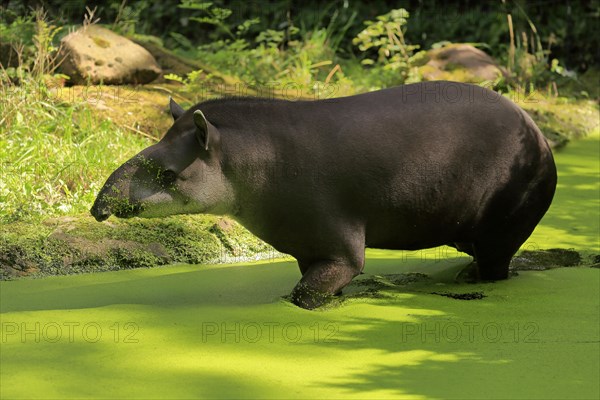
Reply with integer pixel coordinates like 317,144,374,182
178,1,212,10
164,74,185,83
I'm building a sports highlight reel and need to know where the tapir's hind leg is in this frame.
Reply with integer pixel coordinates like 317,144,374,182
473,200,550,280
473,160,556,280
472,239,517,280
472,204,547,280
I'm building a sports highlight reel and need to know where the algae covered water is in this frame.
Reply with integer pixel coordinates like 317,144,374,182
1,134,598,399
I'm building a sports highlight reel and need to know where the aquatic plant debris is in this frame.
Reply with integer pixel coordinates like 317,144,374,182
510,248,582,270
430,291,486,300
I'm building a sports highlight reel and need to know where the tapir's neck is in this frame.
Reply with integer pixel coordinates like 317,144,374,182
197,99,329,221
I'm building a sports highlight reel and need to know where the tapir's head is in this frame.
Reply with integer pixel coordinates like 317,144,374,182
90,98,234,222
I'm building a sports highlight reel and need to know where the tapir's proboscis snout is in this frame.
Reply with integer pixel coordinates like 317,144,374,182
91,84,557,309
90,158,143,221
90,175,121,222
90,202,111,222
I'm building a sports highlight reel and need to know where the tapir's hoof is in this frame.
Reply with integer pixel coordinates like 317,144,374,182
290,283,332,310
455,262,480,283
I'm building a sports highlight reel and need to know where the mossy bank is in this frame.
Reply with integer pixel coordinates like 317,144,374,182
0,215,279,280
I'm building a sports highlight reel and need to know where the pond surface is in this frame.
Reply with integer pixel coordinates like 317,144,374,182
1,134,598,399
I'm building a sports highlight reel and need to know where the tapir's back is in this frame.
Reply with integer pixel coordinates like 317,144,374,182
201,82,543,166
203,82,548,201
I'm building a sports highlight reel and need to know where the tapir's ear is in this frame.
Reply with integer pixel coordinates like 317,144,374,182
193,110,217,151
169,97,185,121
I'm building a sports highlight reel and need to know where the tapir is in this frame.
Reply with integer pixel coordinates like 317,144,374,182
91,81,557,309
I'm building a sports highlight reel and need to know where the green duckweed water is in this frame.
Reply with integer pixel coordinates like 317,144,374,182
1,134,598,399
527,132,600,250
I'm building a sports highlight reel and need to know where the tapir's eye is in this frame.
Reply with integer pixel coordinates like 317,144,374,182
160,169,177,186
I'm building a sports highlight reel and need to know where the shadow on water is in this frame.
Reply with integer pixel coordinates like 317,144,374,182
0,260,298,313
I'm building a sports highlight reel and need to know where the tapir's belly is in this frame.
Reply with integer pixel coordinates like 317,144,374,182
364,211,469,250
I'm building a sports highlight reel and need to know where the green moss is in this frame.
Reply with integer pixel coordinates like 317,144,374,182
436,64,477,81
0,214,272,279
91,36,110,48
110,247,162,269
166,233,221,264
209,217,273,257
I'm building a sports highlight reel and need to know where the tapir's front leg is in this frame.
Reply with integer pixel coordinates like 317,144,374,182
291,259,363,309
